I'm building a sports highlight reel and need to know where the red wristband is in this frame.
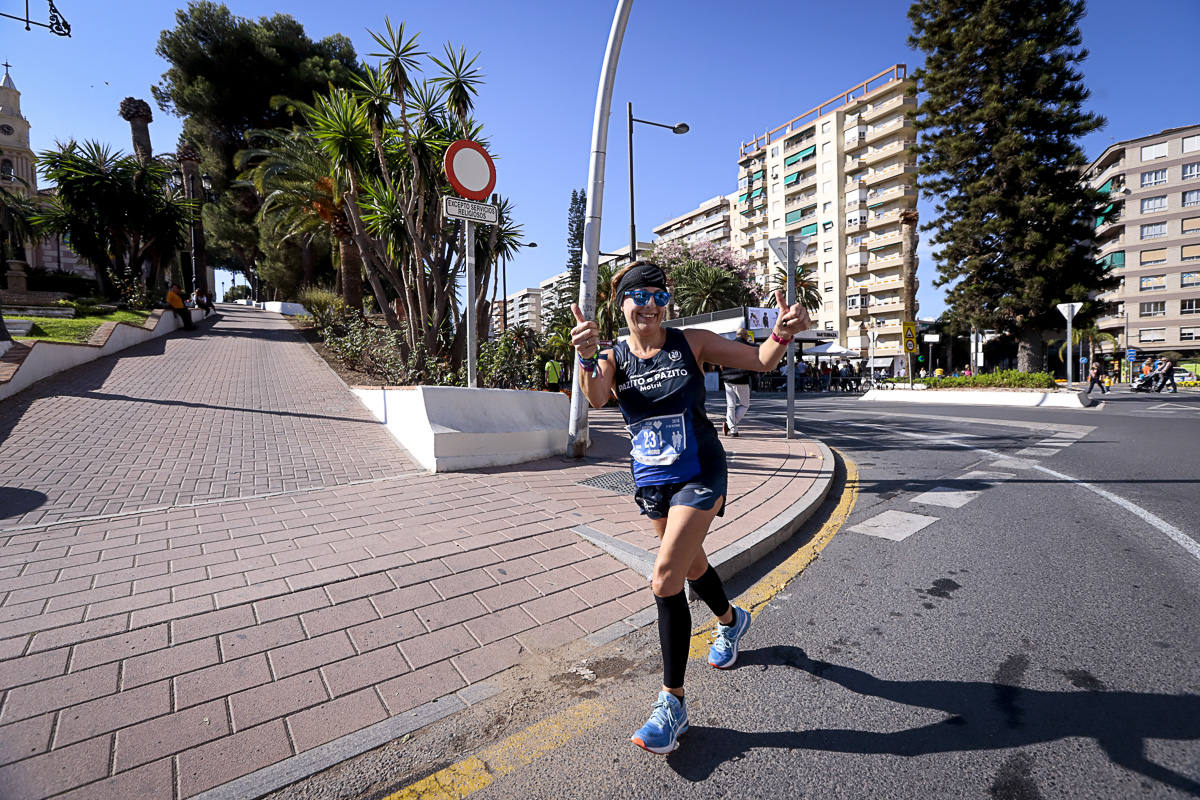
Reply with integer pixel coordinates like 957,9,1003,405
771,331,792,344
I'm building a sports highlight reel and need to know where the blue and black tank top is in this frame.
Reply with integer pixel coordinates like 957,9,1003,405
611,327,723,486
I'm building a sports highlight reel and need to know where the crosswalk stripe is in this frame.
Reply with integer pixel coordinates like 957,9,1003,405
848,509,939,541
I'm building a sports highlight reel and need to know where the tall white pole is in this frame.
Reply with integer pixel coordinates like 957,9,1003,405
785,236,796,440
466,221,477,388
1066,316,1073,391
568,0,634,457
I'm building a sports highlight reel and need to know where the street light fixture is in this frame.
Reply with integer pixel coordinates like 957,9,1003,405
627,102,688,258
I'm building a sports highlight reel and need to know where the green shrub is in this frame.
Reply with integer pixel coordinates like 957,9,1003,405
478,327,545,389
320,315,462,386
888,370,1057,389
23,266,98,296
297,287,348,331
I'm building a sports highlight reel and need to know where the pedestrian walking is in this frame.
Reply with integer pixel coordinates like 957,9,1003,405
166,283,195,331
719,328,757,437
570,261,811,755
1153,356,1177,393
1086,362,1108,394
544,358,564,393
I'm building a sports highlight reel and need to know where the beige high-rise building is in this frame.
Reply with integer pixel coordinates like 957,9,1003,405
731,64,917,363
505,287,542,331
1089,124,1200,362
652,195,733,248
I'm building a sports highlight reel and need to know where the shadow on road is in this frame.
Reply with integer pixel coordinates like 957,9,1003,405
667,645,1200,795
0,487,48,520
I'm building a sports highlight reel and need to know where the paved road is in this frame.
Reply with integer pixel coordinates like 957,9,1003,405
288,392,1200,800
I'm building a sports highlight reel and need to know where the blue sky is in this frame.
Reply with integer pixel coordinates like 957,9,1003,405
4,0,1198,313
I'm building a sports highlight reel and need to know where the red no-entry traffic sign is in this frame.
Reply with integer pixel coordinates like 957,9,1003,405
444,140,497,201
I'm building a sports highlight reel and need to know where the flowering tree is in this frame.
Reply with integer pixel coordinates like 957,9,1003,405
648,240,758,315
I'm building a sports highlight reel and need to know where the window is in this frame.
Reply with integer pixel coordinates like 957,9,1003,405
1139,328,1166,342
1141,142,1168,160
1182,299,1199,315
1184,272,1200,287
1182,327,1199,341
770,146,779,157
1141,195,1167,214
1183,245,1200,262
1185,134,1200,153
823,260,832,272
1140,301,1166,317
1184,217,1200,234
0,159,12,181
824,321,834,330
1141,222,1167,239
822,201,832,212
822,142,831,153
821,121,831,134
1140,248,1166,265
1141,169,1168,187
1140,275,1166,291
823,243,833,252
822,181,832,193
1184,162,1200,181
1184,189,1200,208
822,160,832,174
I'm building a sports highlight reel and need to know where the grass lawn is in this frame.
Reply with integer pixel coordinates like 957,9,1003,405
10,309,152,344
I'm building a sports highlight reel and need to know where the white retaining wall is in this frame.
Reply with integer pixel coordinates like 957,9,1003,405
860,387,1097,408
0,309,203,402
351,385,570,472
263,301,310,316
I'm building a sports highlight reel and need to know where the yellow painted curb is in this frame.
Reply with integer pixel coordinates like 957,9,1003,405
382,699,612,800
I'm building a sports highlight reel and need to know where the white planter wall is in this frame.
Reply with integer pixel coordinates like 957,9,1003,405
351,385,570,472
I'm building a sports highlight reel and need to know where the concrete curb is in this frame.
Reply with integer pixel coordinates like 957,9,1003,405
201,437,838,799
861,387,1098,408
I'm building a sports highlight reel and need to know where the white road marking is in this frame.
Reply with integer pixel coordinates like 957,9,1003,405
848,510,940,541
911,470,1014,508
1015,447,1060,458
989,458,1037,470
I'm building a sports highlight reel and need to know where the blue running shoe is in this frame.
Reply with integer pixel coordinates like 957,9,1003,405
708,605,751,669
631,691,688,754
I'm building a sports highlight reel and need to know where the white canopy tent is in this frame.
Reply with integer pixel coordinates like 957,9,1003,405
802,341,858,358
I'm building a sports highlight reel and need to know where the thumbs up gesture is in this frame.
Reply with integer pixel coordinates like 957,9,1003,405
772,289,812,340
571,303,601,358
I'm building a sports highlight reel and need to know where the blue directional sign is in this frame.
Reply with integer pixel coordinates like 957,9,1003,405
1127,350,1138,362
1079,356,1088,364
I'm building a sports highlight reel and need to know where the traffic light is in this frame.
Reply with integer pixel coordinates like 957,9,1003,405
917,355,925,363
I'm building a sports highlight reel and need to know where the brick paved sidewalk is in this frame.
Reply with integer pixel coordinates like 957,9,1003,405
0,307,828,800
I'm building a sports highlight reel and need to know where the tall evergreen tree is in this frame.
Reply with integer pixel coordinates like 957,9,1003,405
555,188,586,318
909,0,1116,371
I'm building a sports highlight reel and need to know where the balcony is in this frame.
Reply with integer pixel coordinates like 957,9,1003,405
867,185,917,205
846,215,868,231
863,230,904,249
861,93,915,122
847,304,869,317
784,173,817,194
864,163,916,187
862,139,914,165
784,192,817,209
867,208,901,229
865,116,913,146
868,253,903,269
845,157,866,173
846,263,866,276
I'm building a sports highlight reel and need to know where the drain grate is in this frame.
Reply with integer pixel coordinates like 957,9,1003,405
577,470,637,495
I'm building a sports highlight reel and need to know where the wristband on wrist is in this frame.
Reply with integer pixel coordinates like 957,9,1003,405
770,330,792,344
577,353,598,376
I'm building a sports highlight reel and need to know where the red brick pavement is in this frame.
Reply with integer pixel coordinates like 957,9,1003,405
0,306,826,799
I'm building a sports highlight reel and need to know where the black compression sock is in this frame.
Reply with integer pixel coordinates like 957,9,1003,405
688,565,732,620
655,590,691,690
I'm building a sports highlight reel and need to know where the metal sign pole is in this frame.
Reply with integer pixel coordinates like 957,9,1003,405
1066,315,1073,390
786,235,796,440
465,220,477,388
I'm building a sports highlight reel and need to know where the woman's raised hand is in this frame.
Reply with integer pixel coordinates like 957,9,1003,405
773,289,812,339
571,304,601,359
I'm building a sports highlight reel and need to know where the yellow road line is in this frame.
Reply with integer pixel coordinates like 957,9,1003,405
385,450,857,799
382,699,611,800
689,449,858,658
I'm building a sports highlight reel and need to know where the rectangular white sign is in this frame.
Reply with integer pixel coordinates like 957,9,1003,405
442,196,499,224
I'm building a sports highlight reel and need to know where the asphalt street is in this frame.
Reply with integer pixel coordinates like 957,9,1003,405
275,390,1200,800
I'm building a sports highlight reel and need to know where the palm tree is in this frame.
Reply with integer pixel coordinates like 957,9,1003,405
0,185,42,342
595,261,622,341
768,264,822,311
34,141,193,305
671,261,753,317
118,98,154,164
1055,324,1118,364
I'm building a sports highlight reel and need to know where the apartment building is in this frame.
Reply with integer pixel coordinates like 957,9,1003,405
505,287,542,331
652,195,734,248
538,270,571,328
730,64,918,364
1089,124,1200,358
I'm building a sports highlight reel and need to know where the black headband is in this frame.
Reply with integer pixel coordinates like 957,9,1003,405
616,263,668,297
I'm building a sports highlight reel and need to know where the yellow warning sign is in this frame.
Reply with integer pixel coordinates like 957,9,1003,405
902,321,918,354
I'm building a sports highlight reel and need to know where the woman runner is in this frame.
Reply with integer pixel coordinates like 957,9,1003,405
570,261,811,754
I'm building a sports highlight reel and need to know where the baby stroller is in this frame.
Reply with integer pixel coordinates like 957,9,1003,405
1130,372,1157,393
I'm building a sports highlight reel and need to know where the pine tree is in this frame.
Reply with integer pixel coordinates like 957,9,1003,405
909,0,1116,371
555,188,586,318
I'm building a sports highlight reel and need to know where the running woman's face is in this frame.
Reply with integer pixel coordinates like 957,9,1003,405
622,285,667,335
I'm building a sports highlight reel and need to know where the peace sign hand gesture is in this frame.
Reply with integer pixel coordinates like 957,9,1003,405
570,304,600,359
772,289,812,340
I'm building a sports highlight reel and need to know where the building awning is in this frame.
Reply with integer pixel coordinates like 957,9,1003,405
867,356,897,368
796,144,816,159
798,223,818,236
